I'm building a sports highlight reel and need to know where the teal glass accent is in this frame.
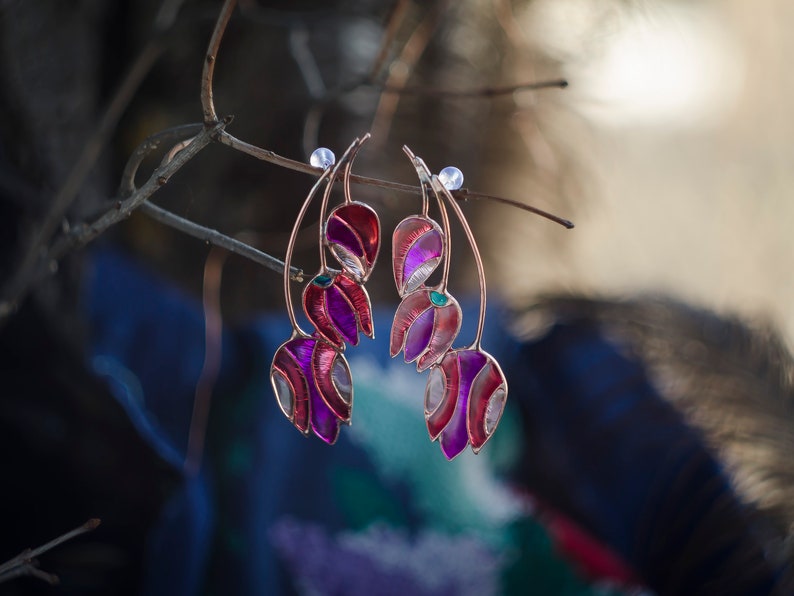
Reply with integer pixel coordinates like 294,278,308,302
313,274,333,288
430,291,448,306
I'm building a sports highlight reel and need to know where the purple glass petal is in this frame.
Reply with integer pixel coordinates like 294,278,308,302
402,231,443,290
439,350,487,460
439,388,469,460
325,284,359,345
336,274,374,338
458,350,488,400
416,299,462,372
326,217,362,259
310,388,341,444
404,307,434,361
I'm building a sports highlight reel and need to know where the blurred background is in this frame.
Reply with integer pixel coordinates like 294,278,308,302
1,0,793,594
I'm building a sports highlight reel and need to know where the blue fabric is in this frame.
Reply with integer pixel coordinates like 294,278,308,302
81,247,785,595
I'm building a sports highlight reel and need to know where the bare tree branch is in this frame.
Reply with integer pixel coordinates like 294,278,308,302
378,78,569,98
201,0,237,124
0,519,101,586
139,201,304,281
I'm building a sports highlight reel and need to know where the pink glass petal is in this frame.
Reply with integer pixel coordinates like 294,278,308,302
404,307,434,362
416,299,462,372
335,273,374,339
312,341,352,422
467,357,507,453
390,290,432,357
303,283,343,348
425,357,459,440
392,216,444,295
326,203,380,281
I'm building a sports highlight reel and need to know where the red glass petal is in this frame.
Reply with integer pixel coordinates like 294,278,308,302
303,282,343,348
335,273,374,339
325,202,380,282
467,355,507,453
271,339,314,434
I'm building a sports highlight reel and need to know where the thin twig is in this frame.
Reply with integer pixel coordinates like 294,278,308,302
0,518,101,586
379,78,569,97
139,201,304,281
217,130,573,227
201,0,237,124
63,122,225,251
119,123,205,197
455,189,575,229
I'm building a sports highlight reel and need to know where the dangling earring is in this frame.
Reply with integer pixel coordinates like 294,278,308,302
271,134,380,444
392,147,507,460
390,148,462,371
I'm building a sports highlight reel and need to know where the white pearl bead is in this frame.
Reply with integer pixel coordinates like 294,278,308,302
310,147,336,169
438,166,464,190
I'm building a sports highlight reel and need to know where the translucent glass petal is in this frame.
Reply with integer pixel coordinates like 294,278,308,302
332,356,352,404
416,299,462,372
390,290,432,357
271,370,294,418
304,282,343,348
326,203,380,281
426,352,460,440
404,307,434,362
312,341,352,422
466,355,507,452
392,216,444,295
335,273,374,338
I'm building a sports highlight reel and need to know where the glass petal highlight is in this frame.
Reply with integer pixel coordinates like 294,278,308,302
325,203,380,282
425,360,459,441
392,216,444,295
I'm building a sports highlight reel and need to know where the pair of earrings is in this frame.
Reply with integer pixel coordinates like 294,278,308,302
270,136,507,460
